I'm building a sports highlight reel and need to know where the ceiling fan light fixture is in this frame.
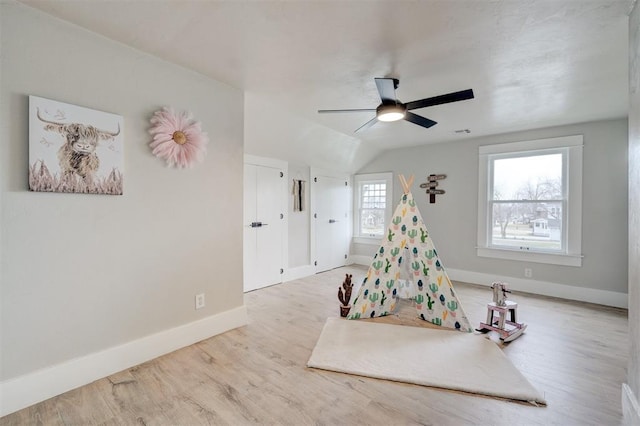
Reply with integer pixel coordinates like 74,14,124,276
318,78,473,133
376,104,406,122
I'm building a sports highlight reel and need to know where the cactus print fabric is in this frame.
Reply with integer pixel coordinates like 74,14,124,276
348,191,472,332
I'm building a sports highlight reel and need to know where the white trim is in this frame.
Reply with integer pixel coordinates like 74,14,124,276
353,236,381,245
353,172,393,240
478,134,583,154
476,247,583,267
349,254,373,266
0,306,248,417
622,383,640,426
310,168,352,273
243,154,287,169
282,264,316,282
243,155,289,291
340,258,625,308
446,268,627,308
477,135,583,266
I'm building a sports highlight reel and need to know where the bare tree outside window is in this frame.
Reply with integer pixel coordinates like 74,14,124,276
490,153,564,251
359,181,387,236
478,136,582,266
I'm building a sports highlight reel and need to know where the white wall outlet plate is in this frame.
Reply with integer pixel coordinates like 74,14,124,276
195,293,205,310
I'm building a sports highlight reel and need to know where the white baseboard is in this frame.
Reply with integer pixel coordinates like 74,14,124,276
0,305,248,417
446,268,628,309
349,255,372,266
283,264,316,282
344,258,627,308
622,383,640,426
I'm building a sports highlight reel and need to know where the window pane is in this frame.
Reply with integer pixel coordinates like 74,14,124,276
360,208,385,236
478,136,582,265
493,153,562,200
360,181,387,236
490,201,562,251
361,183,386,209
355,173,393,240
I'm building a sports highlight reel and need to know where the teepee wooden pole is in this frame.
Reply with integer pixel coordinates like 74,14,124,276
406,175,414,191
398,174,415,194
399,174,407,193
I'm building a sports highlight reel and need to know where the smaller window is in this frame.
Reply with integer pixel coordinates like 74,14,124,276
354,173,393,242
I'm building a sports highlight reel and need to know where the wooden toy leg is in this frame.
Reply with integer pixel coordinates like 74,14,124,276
498,311,506,330
486,308,494,325
510,305,518,323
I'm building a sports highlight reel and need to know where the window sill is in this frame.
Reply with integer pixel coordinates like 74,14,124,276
476,247,582,267
353,236,382,245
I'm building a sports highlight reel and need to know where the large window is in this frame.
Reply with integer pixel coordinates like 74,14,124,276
477,135,583,266
354,173,393,241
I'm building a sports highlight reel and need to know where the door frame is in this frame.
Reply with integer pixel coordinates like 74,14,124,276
244,154,288,290
310,167,352,273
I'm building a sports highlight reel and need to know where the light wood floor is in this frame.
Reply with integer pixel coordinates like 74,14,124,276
1,265,628,425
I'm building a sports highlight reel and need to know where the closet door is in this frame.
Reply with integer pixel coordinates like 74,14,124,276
314,174,349,273
243,163,284,292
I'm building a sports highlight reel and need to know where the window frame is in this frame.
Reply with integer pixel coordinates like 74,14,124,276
477,135,583,267
488,148,566,253
353,172,393,244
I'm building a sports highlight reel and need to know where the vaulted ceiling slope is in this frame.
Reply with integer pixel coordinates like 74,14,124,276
21,0,633,168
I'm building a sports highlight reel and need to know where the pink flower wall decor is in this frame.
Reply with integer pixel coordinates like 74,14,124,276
148,107,209,168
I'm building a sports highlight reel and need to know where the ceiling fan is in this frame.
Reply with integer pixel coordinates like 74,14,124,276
318,78,474,133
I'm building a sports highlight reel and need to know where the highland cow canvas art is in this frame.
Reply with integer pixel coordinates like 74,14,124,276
29,96,124,195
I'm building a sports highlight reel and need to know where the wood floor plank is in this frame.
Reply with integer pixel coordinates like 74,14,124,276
0,265,628,425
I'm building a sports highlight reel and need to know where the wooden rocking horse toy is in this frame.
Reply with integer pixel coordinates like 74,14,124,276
477,282,527,342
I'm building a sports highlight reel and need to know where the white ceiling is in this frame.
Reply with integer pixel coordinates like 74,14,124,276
21,0,633,169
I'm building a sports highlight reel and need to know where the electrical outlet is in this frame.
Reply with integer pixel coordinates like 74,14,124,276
524,268,533,278
195,293,205,310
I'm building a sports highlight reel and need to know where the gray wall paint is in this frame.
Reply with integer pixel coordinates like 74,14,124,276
356,118,628,295
0,4,244,380
627,0,639,412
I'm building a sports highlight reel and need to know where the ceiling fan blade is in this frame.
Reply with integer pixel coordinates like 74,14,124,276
318,108,376,113
405,89,474,111
354,116,378,133
404,112,437,129
375,78,398,103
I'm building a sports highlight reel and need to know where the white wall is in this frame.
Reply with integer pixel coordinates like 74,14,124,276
288,164,311,269
244,92,366,280
624,0,640,423
244,92,377,174
355,119,628,305
0,3,245,414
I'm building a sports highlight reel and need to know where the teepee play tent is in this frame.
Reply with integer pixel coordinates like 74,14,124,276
348,175,473,332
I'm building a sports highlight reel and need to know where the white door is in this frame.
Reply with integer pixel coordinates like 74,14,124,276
244,164,284,292
315,175,349,272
